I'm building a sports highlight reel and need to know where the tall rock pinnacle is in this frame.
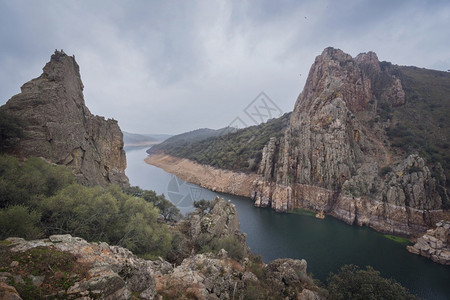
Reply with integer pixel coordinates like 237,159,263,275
253,47,447,236
0,50,129,187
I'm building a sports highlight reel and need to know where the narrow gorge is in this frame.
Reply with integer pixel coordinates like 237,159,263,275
147,47,450,257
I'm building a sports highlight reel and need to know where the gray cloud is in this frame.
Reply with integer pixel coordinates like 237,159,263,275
1,0,449,134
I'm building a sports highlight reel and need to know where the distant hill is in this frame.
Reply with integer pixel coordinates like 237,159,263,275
123,132,172,147
148,127,236,154
148,113,291,172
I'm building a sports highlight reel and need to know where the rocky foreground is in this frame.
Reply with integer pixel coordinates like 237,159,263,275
0,198,322,299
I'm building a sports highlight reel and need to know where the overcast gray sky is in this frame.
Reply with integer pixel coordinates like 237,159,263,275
1,0,449,134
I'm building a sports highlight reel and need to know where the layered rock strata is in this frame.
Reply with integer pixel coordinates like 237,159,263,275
0,50,128,187
407,221,450,265
253,47,449,236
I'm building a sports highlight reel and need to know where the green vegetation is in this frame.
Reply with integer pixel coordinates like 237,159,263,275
154,113,291,173
0,110,25,152
0,245,90,299
149,127,233,153
0,154,176,259
379,166,393,177
290,208,316,217
327,264,419,300
193,199,213,213
385,66,450,189
382,234,411,245
123,185,181,221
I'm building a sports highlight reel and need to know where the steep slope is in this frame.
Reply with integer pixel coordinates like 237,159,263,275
148,127,236,155
150,113,291,173
0,50,128,187
254,47,449,235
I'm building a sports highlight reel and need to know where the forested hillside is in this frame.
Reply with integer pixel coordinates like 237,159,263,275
150,113,291,172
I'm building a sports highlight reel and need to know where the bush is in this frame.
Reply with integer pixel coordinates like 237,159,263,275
123,186,180,221
0,205,43,240
0,155,74,208
327,265,419,300
40,184,172,257
209,236,246,261
0,154,174,258
193,199,213,213
0,111,25,152
379,166,392,177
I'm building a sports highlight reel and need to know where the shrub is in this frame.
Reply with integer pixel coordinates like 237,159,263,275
0,205,43,240
327,265,419,300
379,166,392,177
0,111,25,152
193,199,213,213
123,186,180,221
209,236,246,261
0,155,74,208
408,166,422,173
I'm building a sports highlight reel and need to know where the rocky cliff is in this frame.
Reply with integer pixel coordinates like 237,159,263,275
407,220,450,265
254,47,449,236
0,50,128,187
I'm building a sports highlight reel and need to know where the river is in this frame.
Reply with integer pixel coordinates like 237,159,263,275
125,146,450,299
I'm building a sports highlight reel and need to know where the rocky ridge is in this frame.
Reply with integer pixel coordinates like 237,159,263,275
0,198,321,299
0,50,128,187
407,220,450,265
253,47,449,238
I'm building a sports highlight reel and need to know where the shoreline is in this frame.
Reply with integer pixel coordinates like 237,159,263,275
145,153,450,264
145,153,258,198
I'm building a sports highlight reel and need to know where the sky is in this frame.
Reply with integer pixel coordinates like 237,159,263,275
1,0,449,135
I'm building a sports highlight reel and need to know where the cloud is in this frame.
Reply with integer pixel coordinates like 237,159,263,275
1,0,449,134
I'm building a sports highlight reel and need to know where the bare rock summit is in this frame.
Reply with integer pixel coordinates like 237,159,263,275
0,50,128,187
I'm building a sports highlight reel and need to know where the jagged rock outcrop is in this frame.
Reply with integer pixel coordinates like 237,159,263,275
253,47,449,236
0,50,128,187
407,221,450,265
1,234,168,299
176,197,249,262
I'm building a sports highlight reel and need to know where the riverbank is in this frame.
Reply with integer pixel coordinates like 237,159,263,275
146,153,449,237
138,150,450,298
145,153,258,198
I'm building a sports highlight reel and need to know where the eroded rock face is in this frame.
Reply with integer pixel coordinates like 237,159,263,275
180,197,249,261
253,47,448,236
0,50,128,187
407,221,450,265
3,234,168,299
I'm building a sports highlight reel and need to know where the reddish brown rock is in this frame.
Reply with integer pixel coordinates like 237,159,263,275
253,47,447,236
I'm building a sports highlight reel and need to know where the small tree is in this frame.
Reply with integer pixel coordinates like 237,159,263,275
327,265,419,300
193,199,212,213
